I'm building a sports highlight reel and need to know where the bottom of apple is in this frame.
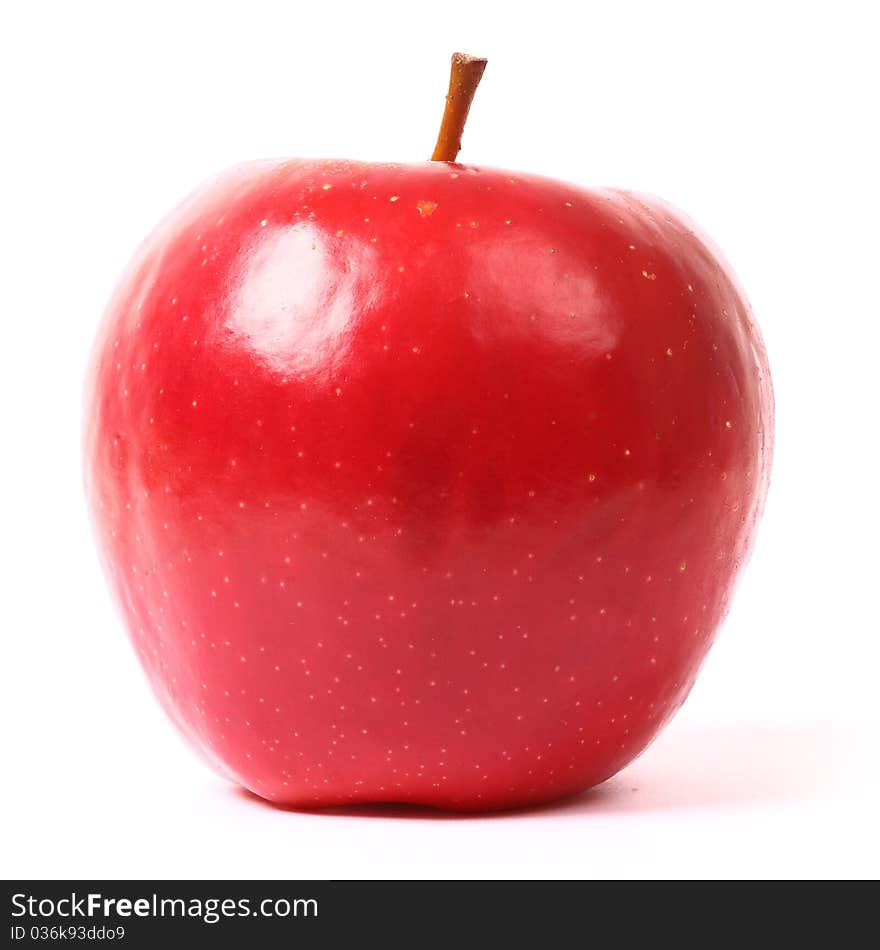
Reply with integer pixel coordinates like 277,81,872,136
234,771,619,814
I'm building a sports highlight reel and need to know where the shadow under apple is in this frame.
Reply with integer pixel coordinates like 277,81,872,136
230,721,864,820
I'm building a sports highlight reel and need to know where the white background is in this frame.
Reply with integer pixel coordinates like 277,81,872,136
2,0,878,879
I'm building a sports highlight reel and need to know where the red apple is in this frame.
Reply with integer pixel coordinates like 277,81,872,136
84,55,772,810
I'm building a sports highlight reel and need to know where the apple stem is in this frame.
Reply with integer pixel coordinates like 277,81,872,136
430,53,488,163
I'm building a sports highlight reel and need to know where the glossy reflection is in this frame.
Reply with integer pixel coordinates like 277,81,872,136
227,222,377,377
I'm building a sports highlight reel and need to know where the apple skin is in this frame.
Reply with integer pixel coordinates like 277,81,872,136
84,159,772,810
